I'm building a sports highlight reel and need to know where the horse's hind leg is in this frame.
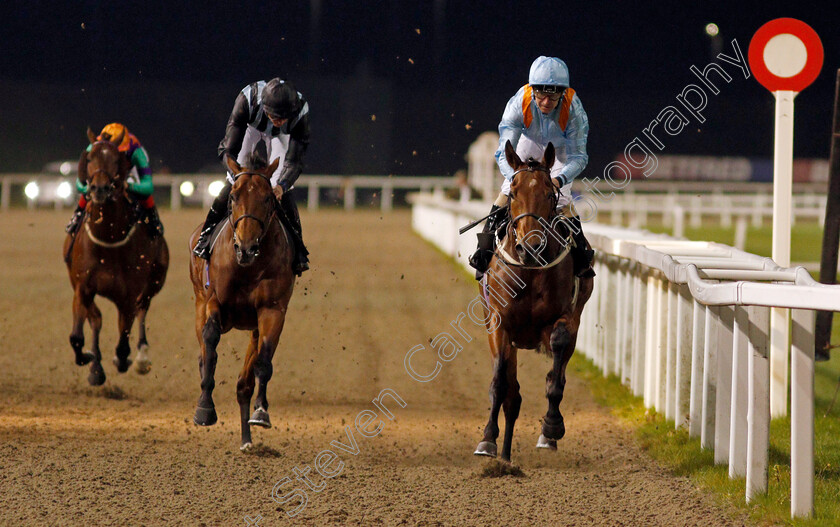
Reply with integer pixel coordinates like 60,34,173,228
134,307,152,374
86,300,106,386
69,286,95,367
475,330,512,459
112,308,135,373
540,320,577,447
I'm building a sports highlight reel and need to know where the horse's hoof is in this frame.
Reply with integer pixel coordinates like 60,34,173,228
542,420,566,441
536,434,558,451
134,359,152,375
193,406,218,426
87,364,106,386
248,407,271,428
240,442,253,452
474,441,498,458
75,351,94,366
113,356,132,373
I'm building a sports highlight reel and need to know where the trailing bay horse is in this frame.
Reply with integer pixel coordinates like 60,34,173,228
64,127,169,385
473,140,594,462
188,153,296,451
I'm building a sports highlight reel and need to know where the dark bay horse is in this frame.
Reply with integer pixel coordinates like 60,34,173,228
64,128,169,385
188,154,296,451
473,141,594,462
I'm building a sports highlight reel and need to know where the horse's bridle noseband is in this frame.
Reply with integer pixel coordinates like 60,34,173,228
229,171,277,252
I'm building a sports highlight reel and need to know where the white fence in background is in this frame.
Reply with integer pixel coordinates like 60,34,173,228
410,192,838,519
0,174,455,212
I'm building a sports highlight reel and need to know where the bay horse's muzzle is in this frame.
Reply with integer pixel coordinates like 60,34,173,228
88,182,117,204
234,240,260,266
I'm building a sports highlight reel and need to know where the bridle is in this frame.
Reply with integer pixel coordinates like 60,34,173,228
229,171,277,253
499,164,573,269
507,165,560,238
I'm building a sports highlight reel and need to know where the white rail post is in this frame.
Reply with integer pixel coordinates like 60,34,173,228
675,285,693,429
308,182,320,211
344,182,356,210
170,178,181,211
665,282,678,420
714,305,735,465
654,277,669,411
620,262,634,386
604,258,618,376
0,177,9,212
643,273,659,407
791,308,815,518
631,267,648,397
746,306,770,502
381,182,393,212
689,300,706,438
701,305,719,450
729,306,750,478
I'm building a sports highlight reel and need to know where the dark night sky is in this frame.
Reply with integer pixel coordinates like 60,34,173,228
1,1,839,175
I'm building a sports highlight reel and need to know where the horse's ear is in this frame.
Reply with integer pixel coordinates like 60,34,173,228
225,154,241,175
77,149,89,182
504,140,522,169
543,142,555,170
266,157,280,178
86,127,97,144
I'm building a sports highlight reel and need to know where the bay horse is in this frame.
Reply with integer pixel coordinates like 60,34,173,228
64,127,169,386
473,141,594,462
188,153,296,451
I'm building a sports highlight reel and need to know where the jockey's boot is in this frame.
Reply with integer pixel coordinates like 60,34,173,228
280,193,309,276
468,204,502,281
193,203,228,260
65,205,85,235
143,205,164,239
568,216,596,278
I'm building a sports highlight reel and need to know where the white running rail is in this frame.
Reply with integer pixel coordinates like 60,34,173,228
410,193,837,519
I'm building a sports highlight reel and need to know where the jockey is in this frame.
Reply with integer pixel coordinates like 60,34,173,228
468,56,595,280
65,122,164,238
192,78,310,275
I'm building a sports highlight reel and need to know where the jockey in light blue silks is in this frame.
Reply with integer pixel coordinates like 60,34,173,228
468,56,595,280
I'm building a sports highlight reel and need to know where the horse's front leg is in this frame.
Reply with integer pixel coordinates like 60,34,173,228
539,318,579,450
236,330,260,450
133,307,152,374
112,306,136,373
500,347,521,462
194,296,221,426
86,300,105,386
69,285,95,367
239,308,286,451
475,328,512,459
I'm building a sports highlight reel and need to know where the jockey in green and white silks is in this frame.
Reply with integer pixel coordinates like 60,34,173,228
469,56,594,280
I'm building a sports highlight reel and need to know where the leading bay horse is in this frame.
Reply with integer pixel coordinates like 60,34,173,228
64,127,169,385
188,153,296,451
474,141,594,462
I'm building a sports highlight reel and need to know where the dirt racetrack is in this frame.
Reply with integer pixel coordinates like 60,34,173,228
0,209,750,526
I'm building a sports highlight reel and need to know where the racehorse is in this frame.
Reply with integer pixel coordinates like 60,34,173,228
473,140,594,462
64,127,169,386
188,153,296,451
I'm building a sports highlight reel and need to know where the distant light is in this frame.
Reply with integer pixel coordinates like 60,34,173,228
56,181,72,199
179,181,195,197
24,182,39,200
705,23,719,37
59,161,74,176
208,180,225,197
